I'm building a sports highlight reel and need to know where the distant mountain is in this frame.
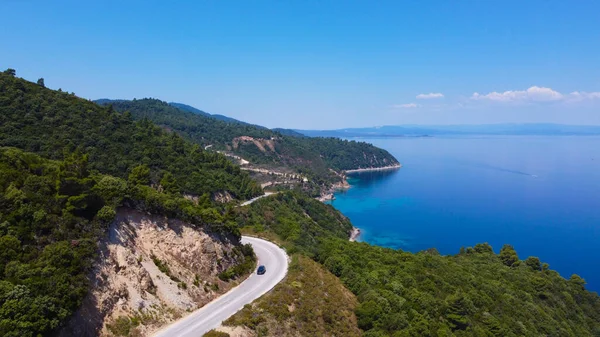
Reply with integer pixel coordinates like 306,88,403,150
169,102,260,127
297,123,600,137
271,128,308,138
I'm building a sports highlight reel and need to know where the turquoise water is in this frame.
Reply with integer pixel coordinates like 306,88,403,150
328,136,600,291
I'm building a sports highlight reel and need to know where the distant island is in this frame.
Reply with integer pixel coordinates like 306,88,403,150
295,123,600,138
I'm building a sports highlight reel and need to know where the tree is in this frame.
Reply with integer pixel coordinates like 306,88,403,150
160,171,179,194
94,176,127,206
128,164,151,186
3,68,15,76
473,242,493,254
37,78,45,87
499,244,519,267
569,274,586,289
525,256,541,271
445,292,474,330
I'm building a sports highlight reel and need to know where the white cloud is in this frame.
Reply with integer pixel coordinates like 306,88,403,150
392,103,420,109
416,93,444,99
567,91,600,101
471,86,563,102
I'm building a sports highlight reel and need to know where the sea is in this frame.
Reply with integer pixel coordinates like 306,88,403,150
328,136,600,292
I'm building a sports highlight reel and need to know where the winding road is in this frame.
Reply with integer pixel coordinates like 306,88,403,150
239,192,277,206
152,236,289,337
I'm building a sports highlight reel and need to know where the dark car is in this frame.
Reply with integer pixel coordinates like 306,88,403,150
257,265,266,275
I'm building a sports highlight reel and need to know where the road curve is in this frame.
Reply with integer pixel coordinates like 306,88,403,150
152,236,288,337
239,192,277,206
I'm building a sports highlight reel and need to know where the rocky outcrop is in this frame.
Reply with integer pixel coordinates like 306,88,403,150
60,209,244,337
232,136,277,153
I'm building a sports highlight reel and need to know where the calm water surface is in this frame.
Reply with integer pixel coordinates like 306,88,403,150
329,136,600,291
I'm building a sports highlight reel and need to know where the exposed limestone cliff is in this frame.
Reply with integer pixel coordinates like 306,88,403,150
60,209,248,337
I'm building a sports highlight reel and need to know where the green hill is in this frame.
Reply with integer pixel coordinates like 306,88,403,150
0,69,263,336
0,71,261,200
96,98,399,191
169,101,258,126
0,146,251,337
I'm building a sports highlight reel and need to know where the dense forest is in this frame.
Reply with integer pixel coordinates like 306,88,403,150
0,70,262,336
96,98,399,180
317,240,600,337
236,192,600,337
0,147,249,337
234,192,353,255
0,72,261,200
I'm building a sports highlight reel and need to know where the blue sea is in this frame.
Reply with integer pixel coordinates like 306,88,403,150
328,136,600,291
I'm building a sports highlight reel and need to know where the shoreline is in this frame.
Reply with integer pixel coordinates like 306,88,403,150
349,227,361,242
344,163,402,174
317,179,351,202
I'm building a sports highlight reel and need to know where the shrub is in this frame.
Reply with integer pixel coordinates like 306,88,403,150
203,330,230,337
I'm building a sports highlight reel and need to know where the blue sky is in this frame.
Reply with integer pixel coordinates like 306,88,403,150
2,1,599,129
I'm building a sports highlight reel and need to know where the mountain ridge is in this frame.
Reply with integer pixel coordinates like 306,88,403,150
96,98,399,197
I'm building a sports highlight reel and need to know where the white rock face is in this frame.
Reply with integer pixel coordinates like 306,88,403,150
60,208,244,337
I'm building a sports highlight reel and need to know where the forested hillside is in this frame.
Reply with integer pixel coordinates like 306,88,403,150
233,192,600,337
0,147,251,337
96,99,399,186
0,71,261,200
234,191,353,255
0,70,262,336
318,240,600,337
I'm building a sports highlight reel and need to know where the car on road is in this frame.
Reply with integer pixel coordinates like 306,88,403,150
257,265,266,275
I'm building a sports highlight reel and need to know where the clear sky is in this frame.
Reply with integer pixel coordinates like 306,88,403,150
2,1,599,129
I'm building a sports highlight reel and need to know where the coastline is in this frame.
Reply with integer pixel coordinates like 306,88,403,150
349,227,361,242
317,163,401,202
317,179,351,202
344,163,402,174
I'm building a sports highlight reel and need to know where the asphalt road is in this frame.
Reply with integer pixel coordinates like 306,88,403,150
152,236,288,337
239,192,277,206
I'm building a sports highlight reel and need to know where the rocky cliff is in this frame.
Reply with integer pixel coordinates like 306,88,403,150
60,209,251,337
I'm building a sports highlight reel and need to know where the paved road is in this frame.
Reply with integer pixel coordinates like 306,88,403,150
239,192,277,206
152,236,288,337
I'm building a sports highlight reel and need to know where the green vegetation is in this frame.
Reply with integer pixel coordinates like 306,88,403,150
0,71,263,336
0,73,261,200
3,69,599,337
234,191,353,255
226,255,361,337
316,240,600,336
0,148,105,336
232,189,600,336
0,147,252,336
106,311,157,337
290,136,399,171
218,244,256,281
97,98,398,190
106,316,138,336
150,254,180,283
98,99,271,146
202,330,230,337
